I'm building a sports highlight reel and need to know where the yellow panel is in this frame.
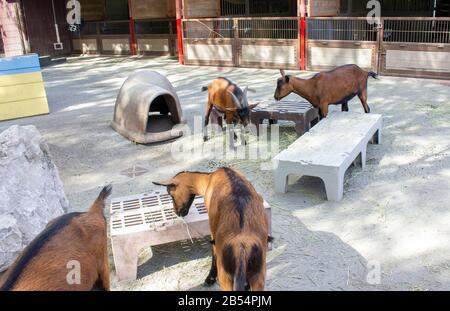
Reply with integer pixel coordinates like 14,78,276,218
0,72,43,87
0,97,49,121
0,82,47,104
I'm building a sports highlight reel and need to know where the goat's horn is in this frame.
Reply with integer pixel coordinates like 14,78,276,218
227,90,242,109
280,69,285,77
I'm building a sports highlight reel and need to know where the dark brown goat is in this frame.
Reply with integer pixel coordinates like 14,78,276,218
153,168,270,291
0,185,112,291
274,64,378,118
202,77,258,143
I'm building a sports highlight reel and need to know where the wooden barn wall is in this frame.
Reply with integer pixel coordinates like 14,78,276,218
80,0,106,21
132,0,175,19
184,0,220,18
105,0,129,20
0,0,24,57
21,0,72,56
308,0,339,17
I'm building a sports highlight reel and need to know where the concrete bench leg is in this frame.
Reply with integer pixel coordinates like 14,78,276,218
112,235,154,282
294,119,306,137
361,145,367,170
274,169,290,193
373,129,381,145
322,172,344,202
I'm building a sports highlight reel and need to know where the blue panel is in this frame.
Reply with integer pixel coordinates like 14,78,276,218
0,54,41,76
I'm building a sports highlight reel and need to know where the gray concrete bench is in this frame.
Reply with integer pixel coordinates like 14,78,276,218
273,112,382,201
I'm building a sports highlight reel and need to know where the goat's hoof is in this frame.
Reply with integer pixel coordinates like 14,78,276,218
204,276,217,286
203,136,209,142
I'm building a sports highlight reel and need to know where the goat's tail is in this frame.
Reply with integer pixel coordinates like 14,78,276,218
201,86,208,92
368,71,379,79
228,236,264,291
89,184,112,214
233,244,247,291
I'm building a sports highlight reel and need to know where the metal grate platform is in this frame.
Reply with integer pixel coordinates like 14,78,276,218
110,191,207,236
252,99,313,113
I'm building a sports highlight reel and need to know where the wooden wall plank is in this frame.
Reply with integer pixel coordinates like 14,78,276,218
183,0,220,18
80,0,105,21
310,46,373,69
0,97,49,121
0,72,43,87
242,44,296,64
186,43,232,61
308,0,339,17
386,50,450,72
131,0,175,19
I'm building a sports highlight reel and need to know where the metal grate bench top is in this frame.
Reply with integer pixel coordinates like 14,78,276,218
110,191,207,236
252,100,314,114
251,99,320,137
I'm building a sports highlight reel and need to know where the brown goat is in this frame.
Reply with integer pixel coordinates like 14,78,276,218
0,185,112,291
153,167,270,291
202,77,258,144
274,64,378,118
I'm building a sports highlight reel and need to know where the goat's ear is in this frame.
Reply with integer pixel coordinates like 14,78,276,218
248,102,259,110
268,236,274,243
280,69,285,78
243,86,248,99
152,180,176,187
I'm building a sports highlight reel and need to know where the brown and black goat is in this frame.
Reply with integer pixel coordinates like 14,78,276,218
202,77,258,145
274,64,378,118
153,167,271,291
0,185,112,291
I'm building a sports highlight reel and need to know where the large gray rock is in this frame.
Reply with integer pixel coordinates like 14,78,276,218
0,125,68,272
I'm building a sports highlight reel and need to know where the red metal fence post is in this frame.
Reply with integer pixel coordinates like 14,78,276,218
299,0,306,70
128,0,137,55
176,0,185,65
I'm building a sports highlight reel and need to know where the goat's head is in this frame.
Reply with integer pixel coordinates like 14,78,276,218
226,87,259,127
274,69,293,101
152,173,195,217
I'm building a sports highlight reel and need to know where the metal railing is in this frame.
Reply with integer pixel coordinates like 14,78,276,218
183,18,234,39
238,17,298,39
183,17,298,40
383,18,450,44
307,17,378,42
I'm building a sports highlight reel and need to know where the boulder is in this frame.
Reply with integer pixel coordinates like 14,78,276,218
0,125,68,272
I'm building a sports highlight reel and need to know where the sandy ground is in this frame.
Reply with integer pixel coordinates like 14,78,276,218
1,56,449,291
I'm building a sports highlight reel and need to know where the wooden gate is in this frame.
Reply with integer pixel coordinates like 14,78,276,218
182,17,300,69
379,17,450,79
306,17,379,72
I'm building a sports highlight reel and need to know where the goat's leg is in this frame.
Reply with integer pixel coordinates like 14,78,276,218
203,102,214,141
341,101,349,112
320,104,329,118
99,244,111,291
204,246,218,286
358,88,371,113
